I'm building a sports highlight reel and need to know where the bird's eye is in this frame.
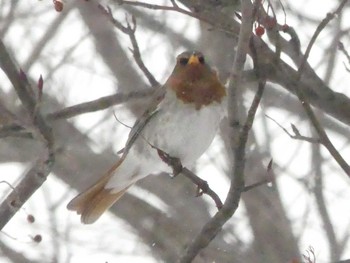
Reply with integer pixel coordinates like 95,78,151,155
179,57,189,65
198,56,205,64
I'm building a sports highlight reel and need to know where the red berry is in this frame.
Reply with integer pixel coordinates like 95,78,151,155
255,26,265,37
53,0,63,12
281,24,289,32
27,214,35,223
33,234,42,243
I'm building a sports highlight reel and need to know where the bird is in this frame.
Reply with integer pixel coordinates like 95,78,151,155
67,50,227,224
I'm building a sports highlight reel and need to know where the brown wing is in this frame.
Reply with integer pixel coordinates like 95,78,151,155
121,85,165,159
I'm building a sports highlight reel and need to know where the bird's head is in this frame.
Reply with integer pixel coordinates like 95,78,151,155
166,51,226,109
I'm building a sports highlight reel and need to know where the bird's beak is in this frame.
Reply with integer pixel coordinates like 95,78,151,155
188,55,200,65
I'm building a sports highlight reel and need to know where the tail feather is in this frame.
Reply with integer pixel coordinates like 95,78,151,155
67,159,132,224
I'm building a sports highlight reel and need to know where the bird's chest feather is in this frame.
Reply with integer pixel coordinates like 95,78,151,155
139,90,224,166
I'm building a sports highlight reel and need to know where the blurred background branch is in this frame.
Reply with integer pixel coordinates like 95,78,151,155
0,0,350,262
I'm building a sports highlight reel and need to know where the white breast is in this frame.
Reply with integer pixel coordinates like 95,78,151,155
140,90,224,167
106,90,225,191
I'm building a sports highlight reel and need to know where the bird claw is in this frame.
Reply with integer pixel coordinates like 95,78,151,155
156,148,183,175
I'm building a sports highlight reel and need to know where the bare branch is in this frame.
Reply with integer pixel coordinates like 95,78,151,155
178,73,266,262
47,88,154,120
243,160,274,192
102,5,160,87
265,114,320,143
115,0,238,36
312,141,340,260
156,148,223,209
338,41,350,72
178,2,258,261
0,88,155,139
297,0,348,77
0,40,54,148
115,0,198,18
292,0,350,177
0,40,55,230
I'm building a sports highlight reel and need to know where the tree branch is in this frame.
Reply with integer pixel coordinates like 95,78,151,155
0,40,55,230
265,114,320,144
102,5,160,87
293,0,350,177
156,149,223,209
47,89,154,120
312,139,340,261
178,1,257,261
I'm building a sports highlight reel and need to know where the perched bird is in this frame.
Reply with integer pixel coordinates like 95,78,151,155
67,51,227,224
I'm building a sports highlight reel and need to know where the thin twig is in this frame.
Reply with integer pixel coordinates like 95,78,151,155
103,5,159,87
114,0,239,37
338,41,350,62
116,0,199,19
292,0,350,177
338,41,350,72
0,89,155,139
297,0,349,78
243,179,270,192
47,89,154,120
243,159,274,192
0,40,54,146
265,114,320,143
312,138,340,260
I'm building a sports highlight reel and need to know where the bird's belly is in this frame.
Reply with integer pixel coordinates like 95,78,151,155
140,102,223,167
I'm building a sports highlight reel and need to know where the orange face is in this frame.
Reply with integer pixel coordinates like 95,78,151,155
167,51,226,109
